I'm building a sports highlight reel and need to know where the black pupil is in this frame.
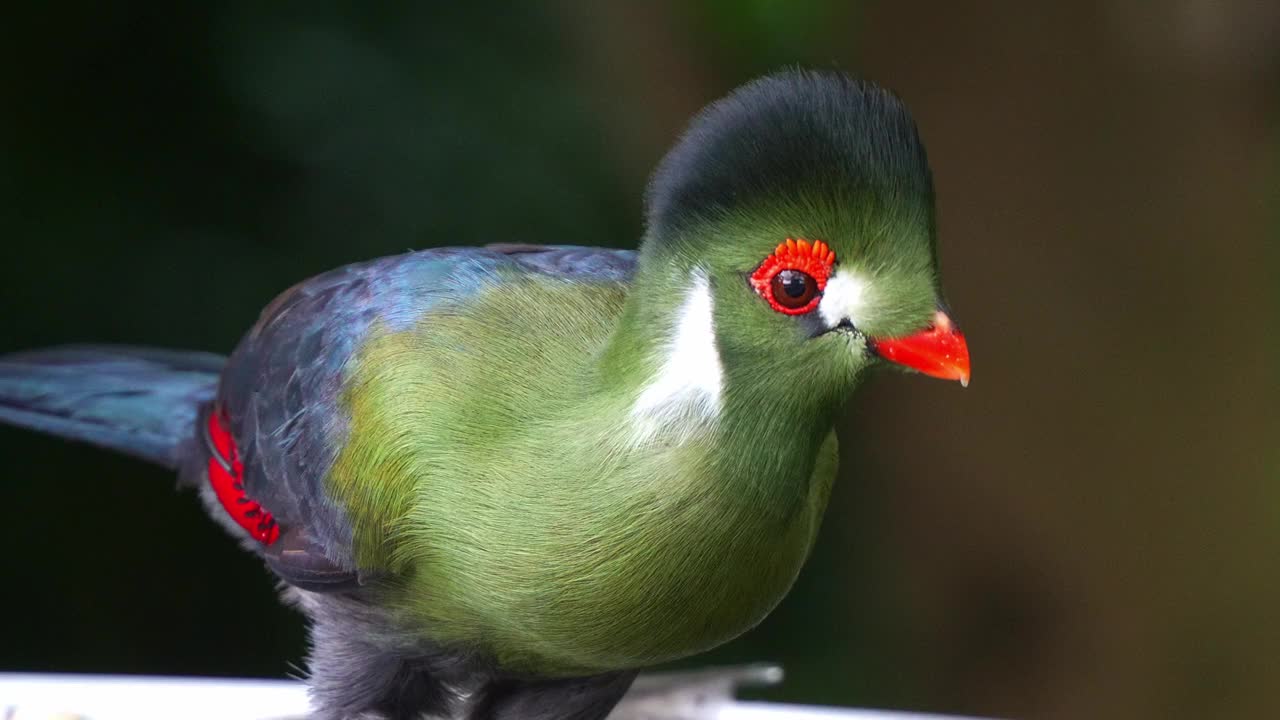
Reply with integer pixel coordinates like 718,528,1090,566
779,271,808,298
770,269,816,310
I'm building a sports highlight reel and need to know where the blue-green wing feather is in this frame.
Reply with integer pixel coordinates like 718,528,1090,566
217,246,636,574
0,346,222,467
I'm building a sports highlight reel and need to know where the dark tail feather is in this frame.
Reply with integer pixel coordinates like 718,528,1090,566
0,345,224,468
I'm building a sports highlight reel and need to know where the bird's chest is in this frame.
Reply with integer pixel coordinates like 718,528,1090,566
482,464,820,675
592,502,813,664
398,411,833,676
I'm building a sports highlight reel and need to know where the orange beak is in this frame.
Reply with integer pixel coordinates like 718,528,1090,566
868,310,971,386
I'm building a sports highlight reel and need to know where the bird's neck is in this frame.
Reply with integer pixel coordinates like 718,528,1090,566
596,264,840,515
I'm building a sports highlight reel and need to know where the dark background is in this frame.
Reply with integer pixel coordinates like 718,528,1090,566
2,3,1277,719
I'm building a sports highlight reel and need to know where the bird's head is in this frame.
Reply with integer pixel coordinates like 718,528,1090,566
633,70,970,410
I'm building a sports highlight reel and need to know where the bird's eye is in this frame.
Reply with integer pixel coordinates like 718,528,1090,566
749,238,836,315
771,270,817,309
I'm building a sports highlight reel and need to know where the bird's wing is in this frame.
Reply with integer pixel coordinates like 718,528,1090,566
485,242,637,281
209,246,635,590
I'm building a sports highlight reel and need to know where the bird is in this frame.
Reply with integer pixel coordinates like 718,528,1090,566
0,70,969,720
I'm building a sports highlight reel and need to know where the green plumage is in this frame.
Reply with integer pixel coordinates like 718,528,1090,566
329,271,838,674
0,70,967,720
325,107,942,674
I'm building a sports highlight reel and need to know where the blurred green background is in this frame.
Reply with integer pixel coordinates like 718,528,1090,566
2,3,1277,719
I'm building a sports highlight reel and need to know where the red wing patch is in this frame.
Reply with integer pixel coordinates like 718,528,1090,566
205,407,280,545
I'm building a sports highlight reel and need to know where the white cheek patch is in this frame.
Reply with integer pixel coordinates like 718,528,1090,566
818,270,873,329
630,270,723,443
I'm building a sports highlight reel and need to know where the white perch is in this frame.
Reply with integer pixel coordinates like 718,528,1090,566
0,668,990,720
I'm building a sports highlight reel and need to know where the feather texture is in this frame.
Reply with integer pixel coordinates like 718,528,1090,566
0,70,958,720
0,346,221,467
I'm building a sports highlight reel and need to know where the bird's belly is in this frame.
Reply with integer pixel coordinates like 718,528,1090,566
481,501,818,676
398,429,834,676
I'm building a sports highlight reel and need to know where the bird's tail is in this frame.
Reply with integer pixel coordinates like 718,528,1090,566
0,345,225,469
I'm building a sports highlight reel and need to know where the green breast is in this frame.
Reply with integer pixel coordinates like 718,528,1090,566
325,277,837,675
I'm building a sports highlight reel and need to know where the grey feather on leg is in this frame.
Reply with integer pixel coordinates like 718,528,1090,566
265,661,782,720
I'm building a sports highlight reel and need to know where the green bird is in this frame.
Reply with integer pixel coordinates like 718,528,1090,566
0,70,969,719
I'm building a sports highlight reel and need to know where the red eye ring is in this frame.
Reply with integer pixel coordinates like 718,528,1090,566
750,238,837,315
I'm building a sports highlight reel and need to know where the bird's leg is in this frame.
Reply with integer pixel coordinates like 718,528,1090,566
465,671,637,720
289,591,781,720
307,650,453,720
290,590,460,720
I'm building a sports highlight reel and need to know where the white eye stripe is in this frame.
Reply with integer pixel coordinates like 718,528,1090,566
818,270,872,328
630,269,723,443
